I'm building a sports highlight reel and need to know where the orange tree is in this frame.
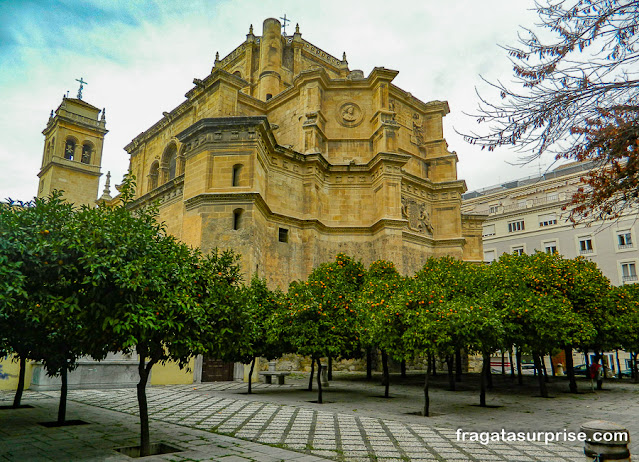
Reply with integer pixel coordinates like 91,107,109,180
437,295,504,407
71,177,246,456
612,284,639,382
0,193,111,420
0,210,28,407
562,256,614,390
413,257,489,389
356,260,411,398
278,254,365,403
491,251,610,393
381,274,448,416
236,276,289,394
490,252,595,397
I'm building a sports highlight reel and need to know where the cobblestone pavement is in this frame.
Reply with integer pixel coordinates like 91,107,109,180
2,373,637,461
0,389,329,462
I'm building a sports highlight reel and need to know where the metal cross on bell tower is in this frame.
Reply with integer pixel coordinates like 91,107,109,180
75,77,88,100
280,14,291,34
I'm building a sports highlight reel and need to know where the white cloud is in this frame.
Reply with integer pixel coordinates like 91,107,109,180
0,0,548,202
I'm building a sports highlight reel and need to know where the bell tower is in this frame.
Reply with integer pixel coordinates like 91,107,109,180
38,84,108,207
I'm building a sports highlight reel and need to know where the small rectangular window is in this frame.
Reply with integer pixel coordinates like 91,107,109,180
484,249,496,263
508,220,525,233
544,242,558,254
621,262,637,282
278,227,289,243
579,237,593,254
482,224,495,237
539,213,557,227
512,246,524,256
618,232,633,249
489,205,499,214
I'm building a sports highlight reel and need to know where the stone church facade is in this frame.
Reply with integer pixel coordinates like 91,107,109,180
123,18,482,287
39,18,483,289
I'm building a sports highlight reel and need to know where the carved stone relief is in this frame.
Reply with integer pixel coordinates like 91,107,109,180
411,112,425,147
337,102,363,127
401,196,434,234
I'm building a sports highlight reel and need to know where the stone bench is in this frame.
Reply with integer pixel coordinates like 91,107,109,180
258,371,290,385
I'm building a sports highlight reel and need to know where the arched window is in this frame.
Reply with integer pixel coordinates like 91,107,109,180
266,93,273,101
162,143,178,182
81,142,93,164
148,161,159,191
232,164,243,187
64,138,76,160
233,70,242,78
233,208,244,230
178,145,187,176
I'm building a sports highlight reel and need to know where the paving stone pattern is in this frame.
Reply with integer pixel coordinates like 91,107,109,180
0,390,330,462
57,384,585,462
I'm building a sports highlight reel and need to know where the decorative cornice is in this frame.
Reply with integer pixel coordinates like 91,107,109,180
130,175,185,209
184,191,410,235
37,157,102,178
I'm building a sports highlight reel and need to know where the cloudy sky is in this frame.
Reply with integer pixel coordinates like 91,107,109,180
0,0,551,202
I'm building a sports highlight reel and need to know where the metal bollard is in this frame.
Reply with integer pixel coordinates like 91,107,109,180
580,420,630,461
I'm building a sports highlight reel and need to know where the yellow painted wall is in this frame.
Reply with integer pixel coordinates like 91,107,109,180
149,357,195,385
0,356,34,391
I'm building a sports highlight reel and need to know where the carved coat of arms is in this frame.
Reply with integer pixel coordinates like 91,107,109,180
401,197,434,234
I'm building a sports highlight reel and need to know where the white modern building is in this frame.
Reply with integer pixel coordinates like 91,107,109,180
463,162,638,374
462,161,639,287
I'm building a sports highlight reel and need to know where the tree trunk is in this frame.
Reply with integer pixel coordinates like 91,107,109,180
533,353,548,398
446,355,455,391
308,359,314,391
633,352,639,383
328,356,333,381
57,366,68,424
400,359,407,378
366,347,372,380
564,346,578,393
248,357,256,394
480,352,488,407
423,368,430,417
501,351,506,375
316,358,323,404
136,353,154,457
430,354,437,376
584,349,591,369
509,349,515,379
455,348,463,382
516,347,523,385
616,350,622,380
12,356,26,408
381,350,390,398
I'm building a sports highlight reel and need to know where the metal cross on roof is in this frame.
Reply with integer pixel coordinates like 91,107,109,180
75,77,88,100
280,14,291,34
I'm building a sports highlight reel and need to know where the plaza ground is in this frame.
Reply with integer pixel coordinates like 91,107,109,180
1,371,636,461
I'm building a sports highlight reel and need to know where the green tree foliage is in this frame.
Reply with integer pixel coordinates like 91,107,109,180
357,260,405,397
281,254,364,403
235,276,288,393
490,251,610,393
0,194,109,418
70,177,246,456
611,284,639,382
